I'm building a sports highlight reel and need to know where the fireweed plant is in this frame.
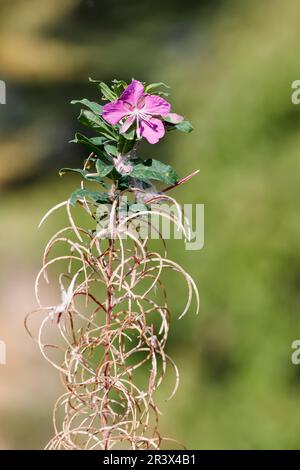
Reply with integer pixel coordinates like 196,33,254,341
27,79,199,450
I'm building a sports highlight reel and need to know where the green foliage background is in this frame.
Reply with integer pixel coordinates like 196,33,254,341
0,0,300,449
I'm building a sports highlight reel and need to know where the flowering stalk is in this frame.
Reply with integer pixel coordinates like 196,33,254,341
27,78,199,450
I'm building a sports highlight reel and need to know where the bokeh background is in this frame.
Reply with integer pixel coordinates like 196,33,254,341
1,0,300,449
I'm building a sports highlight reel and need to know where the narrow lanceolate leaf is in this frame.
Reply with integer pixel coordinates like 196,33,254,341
104,144,119,157
59,167,108,187
69,189,110,206
95,159,114,177
120,127,135,141
111,79,128,96
145,82,170,93
70,133,113,160
59,167,88,178
89,136,108,146
71,99,103,115
78,110,118,140
175,120,194,133
89,78,118,102
129,159,179,185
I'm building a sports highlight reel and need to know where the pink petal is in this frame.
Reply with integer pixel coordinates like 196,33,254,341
120,80,145,107
120,114,136,134
102,100,129,125
165,112,184,124
142,94,171,117
140,117,165,144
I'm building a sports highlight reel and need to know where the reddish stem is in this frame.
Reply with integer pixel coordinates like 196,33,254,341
103,238,113,450
144,169,200,204
162,169,200,194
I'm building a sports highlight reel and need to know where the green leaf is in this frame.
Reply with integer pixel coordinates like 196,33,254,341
145,82,170,93
104,144,119,157
70,132,111,159
59,167,108,187
175,120,194,133
129,159,179,185
71,98,103,115
116,175,132,191
78,110,118,140
120,127,136,141
95,159,114,177
89,136,107,146
89,78,118,102
59,167,88,178
69,189,110,206
111,79,128,96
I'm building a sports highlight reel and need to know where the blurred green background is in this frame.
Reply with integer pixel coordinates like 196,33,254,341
1,0,300,449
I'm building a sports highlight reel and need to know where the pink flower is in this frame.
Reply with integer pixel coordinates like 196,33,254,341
102,80,183,144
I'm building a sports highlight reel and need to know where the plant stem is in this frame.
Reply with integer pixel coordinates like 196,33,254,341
162,169,200,194
103,237,113,450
